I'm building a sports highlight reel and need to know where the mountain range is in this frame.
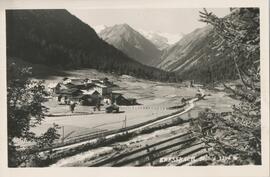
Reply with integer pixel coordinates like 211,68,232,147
93,10,253,83
93,25,183,50
6,9,254,84
6,10,175,82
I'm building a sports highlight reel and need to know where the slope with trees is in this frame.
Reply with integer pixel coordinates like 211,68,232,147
191,8,261,165
158,9,258,84
6,10,175,82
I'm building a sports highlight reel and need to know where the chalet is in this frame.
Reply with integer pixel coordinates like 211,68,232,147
64,79,85,89
73,94,100,106
59,88,83,97
94,83,112,96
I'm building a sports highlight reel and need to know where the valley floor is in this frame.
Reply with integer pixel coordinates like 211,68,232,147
17,69,238,166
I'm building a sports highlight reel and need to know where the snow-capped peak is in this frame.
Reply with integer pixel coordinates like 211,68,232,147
138,29,184,45
93,25,108,33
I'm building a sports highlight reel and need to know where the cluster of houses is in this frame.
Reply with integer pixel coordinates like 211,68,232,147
48,77,138,106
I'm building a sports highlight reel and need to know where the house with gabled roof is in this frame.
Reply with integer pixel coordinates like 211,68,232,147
93,83,112,96
59,88,83,97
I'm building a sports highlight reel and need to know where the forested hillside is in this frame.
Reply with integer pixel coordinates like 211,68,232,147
6,10,175,81
158,8,259,83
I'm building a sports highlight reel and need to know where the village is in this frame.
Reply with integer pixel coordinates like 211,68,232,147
25,71,209,148
47,77,139,113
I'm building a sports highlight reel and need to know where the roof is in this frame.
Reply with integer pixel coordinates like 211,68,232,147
84,83,95,89
69,79,84,86
127,98,136,101
113,94,126,100
63,77,70,81
82,89,100,95
48,82,59,88
65,82,85,89
94,83,108,88
112,92,123,97
59,88,82,94
65,83,76,88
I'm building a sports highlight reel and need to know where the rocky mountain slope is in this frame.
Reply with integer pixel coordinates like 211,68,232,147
99,24,162,66
157,25,213,72
157,25,238,83
157,8,257,83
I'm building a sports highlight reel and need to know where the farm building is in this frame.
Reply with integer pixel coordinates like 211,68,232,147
113,94,130,105
111,93,137,105
127,98,138,105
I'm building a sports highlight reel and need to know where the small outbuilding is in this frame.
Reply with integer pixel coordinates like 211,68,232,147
127,98,138,105
111,93,130,105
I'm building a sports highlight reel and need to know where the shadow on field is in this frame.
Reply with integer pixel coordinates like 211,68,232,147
46,112,94,117
46,110,126,117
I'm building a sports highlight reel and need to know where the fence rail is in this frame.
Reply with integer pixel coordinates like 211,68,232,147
119,103,186,111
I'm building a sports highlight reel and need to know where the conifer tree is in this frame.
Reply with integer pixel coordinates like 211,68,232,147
191,8,261,165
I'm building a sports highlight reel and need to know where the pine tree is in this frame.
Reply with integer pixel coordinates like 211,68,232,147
191,8,261,165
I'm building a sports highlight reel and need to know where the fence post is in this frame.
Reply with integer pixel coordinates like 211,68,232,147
61,126,64,144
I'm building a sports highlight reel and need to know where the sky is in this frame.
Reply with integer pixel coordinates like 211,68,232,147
68,8,230,35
